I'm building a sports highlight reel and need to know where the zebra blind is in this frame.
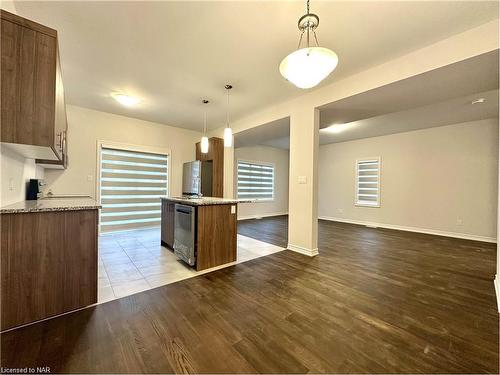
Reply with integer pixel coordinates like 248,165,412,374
100,147,168,232
356,158,380,207
237,160,274,200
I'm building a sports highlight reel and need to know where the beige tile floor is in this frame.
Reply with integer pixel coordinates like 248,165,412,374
98,227,284,303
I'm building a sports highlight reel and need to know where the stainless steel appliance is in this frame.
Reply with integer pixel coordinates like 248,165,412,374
182,160,213,197
173,204,196,266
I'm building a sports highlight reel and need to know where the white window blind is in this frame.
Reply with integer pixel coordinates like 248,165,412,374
356,158,380,207
237,160,274,200
100,147,168,232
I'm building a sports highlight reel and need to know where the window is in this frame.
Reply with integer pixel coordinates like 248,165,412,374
355,158,380,207
99,147,168,232
237,160,274,201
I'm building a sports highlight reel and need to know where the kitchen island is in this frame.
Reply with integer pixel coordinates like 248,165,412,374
0,198,100,331
161,197,240,271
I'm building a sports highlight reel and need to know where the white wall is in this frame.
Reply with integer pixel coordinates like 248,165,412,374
43,105,201,198
234,145,289,220
318,119,498,241
0,147,44,206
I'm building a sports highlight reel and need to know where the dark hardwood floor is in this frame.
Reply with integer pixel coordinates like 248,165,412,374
1,218,498,373
237,215,288,248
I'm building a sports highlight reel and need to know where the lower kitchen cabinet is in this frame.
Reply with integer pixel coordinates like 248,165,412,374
1,209,98,331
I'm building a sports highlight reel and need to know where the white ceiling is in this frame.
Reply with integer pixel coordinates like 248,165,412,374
319,50,499,127
234,117,290,149
319,89,498,145
12,1,499,131
234,51,499,148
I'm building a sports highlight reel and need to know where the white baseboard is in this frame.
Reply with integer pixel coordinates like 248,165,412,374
495,276,500,313
238,212,288,221
287,243,319,257
318,216,496,243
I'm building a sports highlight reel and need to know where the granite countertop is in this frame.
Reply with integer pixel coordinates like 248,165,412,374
161,196,253,206
0,198,102,214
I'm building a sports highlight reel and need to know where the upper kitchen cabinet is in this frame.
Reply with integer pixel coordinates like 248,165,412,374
1,10,68,165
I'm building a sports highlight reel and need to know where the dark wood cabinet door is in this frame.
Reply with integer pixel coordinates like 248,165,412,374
33,30,57,149
196,204,237,271
1,10,67,164
1,15,57,148
1,210,98,331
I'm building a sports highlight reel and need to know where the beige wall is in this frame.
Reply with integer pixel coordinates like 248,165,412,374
43,105,201,198
234,145,289,220
318,119,498,241
209,20,498,253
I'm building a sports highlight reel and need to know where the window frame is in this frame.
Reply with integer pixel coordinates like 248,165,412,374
355,157,381,208
236,159,275,202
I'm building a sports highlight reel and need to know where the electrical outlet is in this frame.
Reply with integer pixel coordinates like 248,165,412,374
298,176,307,184
8,178,14,191
87,175,93,182
337,208,344,214
456,217,463,225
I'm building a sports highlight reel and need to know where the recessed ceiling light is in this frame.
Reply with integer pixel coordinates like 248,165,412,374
320,123,352,134
111,93,141,106
471,98,486,105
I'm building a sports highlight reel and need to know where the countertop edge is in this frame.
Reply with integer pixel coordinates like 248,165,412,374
0,205,102,214
161,197,249,206
0,198,102,214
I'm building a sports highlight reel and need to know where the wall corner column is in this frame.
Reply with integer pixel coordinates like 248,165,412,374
287,106,319,256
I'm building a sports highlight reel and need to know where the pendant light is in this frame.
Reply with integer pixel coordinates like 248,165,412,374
201,99,209,154
279,0,338,89
224,84,233,148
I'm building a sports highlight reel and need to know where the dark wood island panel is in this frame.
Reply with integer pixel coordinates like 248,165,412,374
197,204,237,270
1,209,98,331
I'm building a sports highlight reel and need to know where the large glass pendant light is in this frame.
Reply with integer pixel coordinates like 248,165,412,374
201,99,209,154
224,84,233,148
279,0,338,89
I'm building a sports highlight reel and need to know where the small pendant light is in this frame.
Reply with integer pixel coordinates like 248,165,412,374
201,99,209,154
224,84,233,148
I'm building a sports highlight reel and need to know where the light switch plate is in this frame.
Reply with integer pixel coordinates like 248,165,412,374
298,176,307,184
231,205,236,214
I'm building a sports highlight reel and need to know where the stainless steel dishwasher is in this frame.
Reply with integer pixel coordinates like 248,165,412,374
173,204,196,266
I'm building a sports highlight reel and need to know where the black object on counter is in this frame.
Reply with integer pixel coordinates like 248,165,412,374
26,179,41,200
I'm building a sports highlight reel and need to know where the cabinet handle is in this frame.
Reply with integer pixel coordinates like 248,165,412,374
57,132,63,150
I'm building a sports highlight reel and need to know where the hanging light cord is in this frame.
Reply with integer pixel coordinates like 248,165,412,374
226,90,230,128
203,108,207,134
